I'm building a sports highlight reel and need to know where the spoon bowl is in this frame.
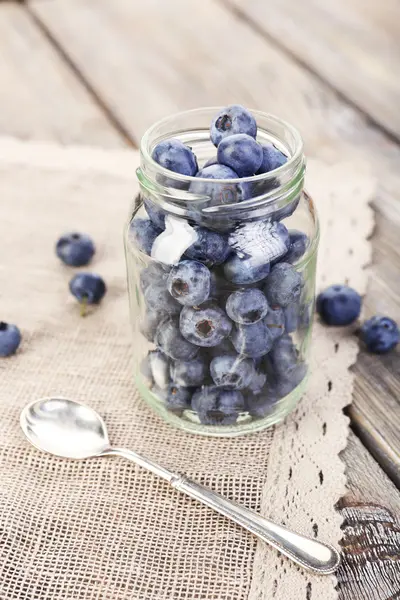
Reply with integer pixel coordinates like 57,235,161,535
20,397,110,459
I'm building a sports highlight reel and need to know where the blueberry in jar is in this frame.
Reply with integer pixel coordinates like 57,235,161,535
0,322,21,357
152,138,198,177
189,164,250,205
56,232,95,267
155,317,199,360
264,306,285,340
129,218,162,256
210,354,255,389
140,262,169,293
360,316,399,354
210,104,257,146
165,383,192,414
223,255,271,285
192,386,245,426
170,356,208,387
144,198,166,231
180,301,232,347
284,230,309,264
217,134,263,177
144,280,181,315
140,309,168,342
263,263,302,308
256,144,287,174
185,227,231,266
226,288,269,325
231,320,274,358
167,260,211,306
316,284,361,326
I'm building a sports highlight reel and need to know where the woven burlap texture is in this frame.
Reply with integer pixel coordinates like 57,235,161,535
0,138,374,600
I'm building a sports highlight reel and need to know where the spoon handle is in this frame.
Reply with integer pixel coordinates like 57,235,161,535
104,448,340,574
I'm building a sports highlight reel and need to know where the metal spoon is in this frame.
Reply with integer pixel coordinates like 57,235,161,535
20,397,340,574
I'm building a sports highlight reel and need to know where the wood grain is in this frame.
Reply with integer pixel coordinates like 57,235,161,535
338,433,400,599
28,0,400,485
0,2,123,146
225,0,400,140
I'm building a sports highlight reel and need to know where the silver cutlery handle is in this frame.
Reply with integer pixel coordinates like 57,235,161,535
172,475,340,575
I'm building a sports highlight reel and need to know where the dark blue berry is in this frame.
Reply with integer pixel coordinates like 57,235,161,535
210,105,257,146
360,316,399,354
203,156,218,168
185,227,230,266
231,320,273,358
217,134,263,177
180,301,232,347
316,285,361,326
155,317,199,360
284,230,309,264
140,309,168,342
148,349,170,390
140,262,169,293
264,306,285,340
274,195,301,222
210,354,255,389
246,386,278,418
247,370,267,394
223,255,271,285
69,273,106,305
284,301,299,333
274,363,308,397
129,218,161,256
144,281,181,315
268,335,299,379
189,164,250,205
256,144,287,174
192,386,244,425
144,199,166,230
263,263,302,308
170,356,208,387
152,138,198,176
226,288,269,324
167,260,211,306
56,232,95,267
0,322,21,357
166,384,192,414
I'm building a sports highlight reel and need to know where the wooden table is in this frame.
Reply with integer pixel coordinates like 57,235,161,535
1,0,399,597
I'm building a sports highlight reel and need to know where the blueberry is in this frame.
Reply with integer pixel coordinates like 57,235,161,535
149,349,170,389
144,198,166,230
284,301,299,333
155,317,199,360
210,354,255,389
170,356,208,387
263,263,302,308
207,336,235,358
152,138,198,176
223,255,270,285
274,195,301,222
203,156,218,168
316,285,361,326
140,262,169,293
140,309,168,342
69,273,106,308
268,334,299,379
256,144,287,174
180,301,232,347
167,260,211,306
185,227,231,266
0,322,21,357
231,320,273,358
166,383,192,414
264,306,285,340
144,281,181,315
360,316,400,354
189,164,250,206
246,386,278,418
274,363,308,397
210,105,257,146
229,221,290,265
247,370,267,394
129,218,162,256
284,230,309,264
192,386,244,425
56,232,95,267
226,289,269,324
218,134,263,177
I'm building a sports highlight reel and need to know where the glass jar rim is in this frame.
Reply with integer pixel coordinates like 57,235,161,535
140,107,304,186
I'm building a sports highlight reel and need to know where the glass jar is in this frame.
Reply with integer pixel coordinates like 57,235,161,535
124,108,319,437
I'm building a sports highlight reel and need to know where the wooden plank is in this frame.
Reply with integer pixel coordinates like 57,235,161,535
226,0,400,140
28,0,400,485
338,433,400,600
0,2,124,146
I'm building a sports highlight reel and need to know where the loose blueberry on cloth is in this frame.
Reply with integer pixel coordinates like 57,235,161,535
56,232,95,267
0,322,21,357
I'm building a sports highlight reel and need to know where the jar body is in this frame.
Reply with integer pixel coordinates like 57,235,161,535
125,108,319,436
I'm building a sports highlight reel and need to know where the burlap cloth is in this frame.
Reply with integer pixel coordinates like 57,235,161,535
0,138,375,600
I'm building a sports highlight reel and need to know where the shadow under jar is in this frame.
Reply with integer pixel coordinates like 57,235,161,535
125,108,319,437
